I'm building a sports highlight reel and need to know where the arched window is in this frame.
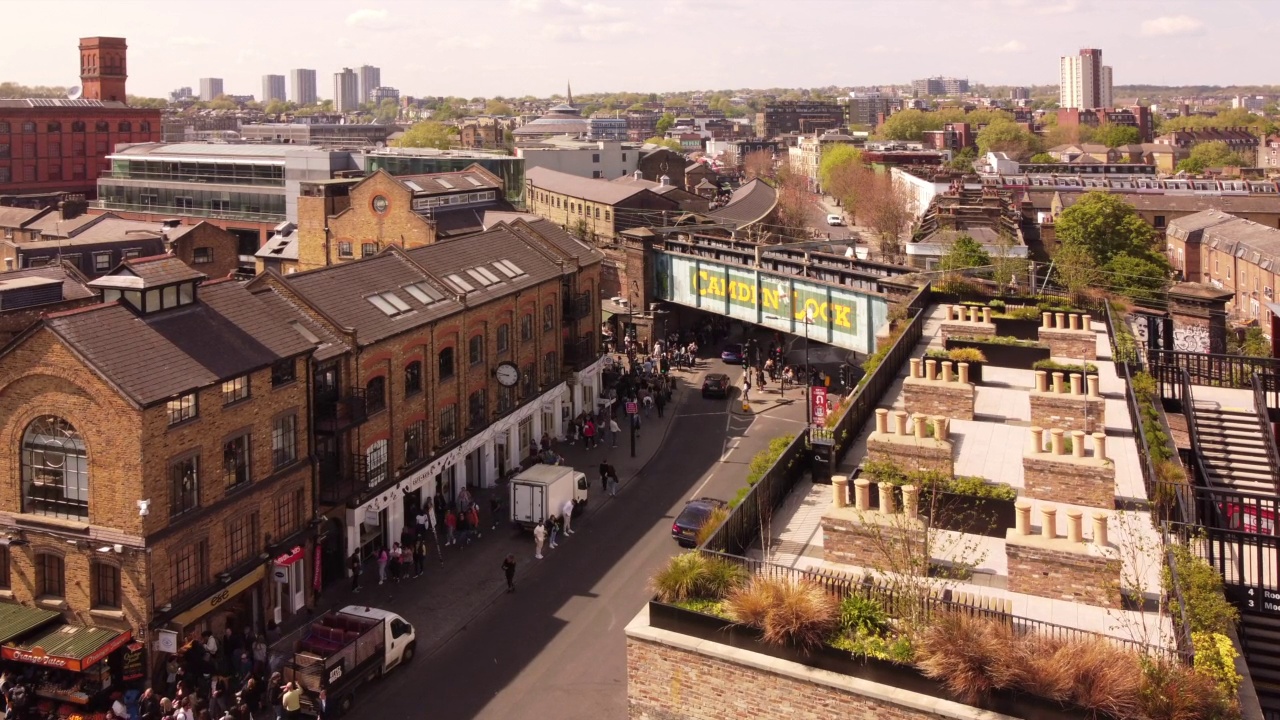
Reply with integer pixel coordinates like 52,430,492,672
95,120,109,132
139,121,150,133
46,122,61,133
118,121,131,133
21,416,89,520
71,121,85,133
365,376,386,414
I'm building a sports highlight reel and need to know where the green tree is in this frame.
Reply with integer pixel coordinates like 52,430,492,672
209,96,237,111
394,121,458,150
126,96,168,109
946,146,977,172
1053,191,1156,266
818,145,863,192
876,109,944,141
644,136,682,152
1092,124,1141,148
485,100,513,116
1230,327,1271,357
1028,152,1057,164
1103,254,1169,302
375,99,399,124
655,112,676,135
940,235,991,272
1052,241,1103,302
1177,141,1251,173
975,120,1041,161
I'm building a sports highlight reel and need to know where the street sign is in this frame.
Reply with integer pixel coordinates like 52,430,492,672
810,386,828,425
626,401,639,415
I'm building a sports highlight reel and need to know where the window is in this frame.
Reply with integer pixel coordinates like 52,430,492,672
438,347,455,380
520,313,534,341
93,252,112,272
91,563,120,609
36,554,64,599
272,414,297,468
21,416,89,520
223,433,251,489
49,141,61,157
622,152,627,161
1154,215,1166,229
193,247,213,264
72,140,84,155
592,171,602,179
0,169,8,184
543,304,554,331
0,547,8,589
227,512,259,567
222,375,249,404
0,121,8,133
439,404,457,445
594,207,600,219
405,361,423,395
174,540,207,598
543,351,558,384
118,121,131,132
592,153,600,163
366,376,386,414
140,120,151,133
362,242,378,258
95,120,109,132
338,242,353,258
521,363,536,397
21,121,34,133
271,359,296,387
0,144,8,159
469,334,484,366
497,324,510,354
275,488,304,537
22,167,33,183
170,455,199,516
366,439,388,487
605,210,611,221
71,121,85,132
22,142,35,158
404,420,425,465
498,386,514,414
95,140,107,154
468,390,487,430
367,291,413,317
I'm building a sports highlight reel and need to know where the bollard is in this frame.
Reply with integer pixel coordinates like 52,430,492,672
832,475,849,509
875,408,890,435
1041,506,1058,540
910,357,922,379
879,482,896,514
1092,432,1107,461
969,306,981,323
1052,372,1065,394
902,484,919,520
1092,512,1109,548
933,416,949,442
948,305,959,321
1035,370,1048,393
914,414,927,439
942,362,954,383
982,306,992,324
1055,312,1066,329
1042,311,1052,329
925,359,938,381
1067,510,1083,543
894,410,909,436
959,362,970,385
1068,313,1080,331
854,479,871,511
1087,374,1100,398
1072,430,1086,458
1015,500,1033,535
1050,428,1065,455
1029,426,1044,454
1082,314,1092,330
1070,373,1082,396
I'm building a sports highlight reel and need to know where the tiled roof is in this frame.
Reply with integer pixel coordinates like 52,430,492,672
23,212,111,239
255,230,299,261
0,263,95,305
526,167,649,205
0,98,127,109
482,211,541,228
44,280,316,407
395,168,501,195
432,207,489,238
250,286,350,362
405,225,562,305
119,255,205,286
707,178,777,228
0,207,47,229
508,218,604,266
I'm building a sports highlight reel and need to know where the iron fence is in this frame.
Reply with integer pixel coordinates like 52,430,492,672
1149,348,1280,389
1252,372,1280,491
700,432,810,556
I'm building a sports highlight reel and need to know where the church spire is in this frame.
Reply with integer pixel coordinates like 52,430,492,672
567,80,573,107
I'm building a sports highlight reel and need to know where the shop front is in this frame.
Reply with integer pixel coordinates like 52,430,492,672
1,623,134,717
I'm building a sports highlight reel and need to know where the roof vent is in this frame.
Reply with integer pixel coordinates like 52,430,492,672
633,170,643,180
659,175,670,187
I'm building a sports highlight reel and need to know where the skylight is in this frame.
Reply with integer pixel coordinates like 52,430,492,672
437,178,454,189
495,259,525,277
475,266,502,284
492,262,517,278
465,176,483,187
404,180,424,192
368,291,413,317
466,269,495,287
403,282,443,305
445,274,475,293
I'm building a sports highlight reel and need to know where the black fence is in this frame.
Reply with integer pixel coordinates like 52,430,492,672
1252,372,1280,490
1149,348,1280,389
700,432,810,557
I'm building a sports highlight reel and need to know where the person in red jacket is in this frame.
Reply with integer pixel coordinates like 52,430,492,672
444,509,457,546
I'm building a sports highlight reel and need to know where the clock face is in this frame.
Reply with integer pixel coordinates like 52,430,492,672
496,362,519,387
372,195,389,213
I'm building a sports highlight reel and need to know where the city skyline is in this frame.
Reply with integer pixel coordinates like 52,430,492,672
1,0,1277,99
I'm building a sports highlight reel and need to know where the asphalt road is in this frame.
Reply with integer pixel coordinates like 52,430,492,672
347,360,806,720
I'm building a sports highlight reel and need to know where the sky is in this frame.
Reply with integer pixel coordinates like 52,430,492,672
3,0,1276,100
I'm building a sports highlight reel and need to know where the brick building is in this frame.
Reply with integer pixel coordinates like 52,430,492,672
754,101,844,139
0,262,96,343
1165,210,1280,322
0,256,316,682
1055,106,1154,143
247,218,604,582
0,37,161,198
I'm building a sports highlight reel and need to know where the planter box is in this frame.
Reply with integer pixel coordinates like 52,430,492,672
647,600,1086,720
918,490,1017,538
992,317,1043,341
925,358,984,385
946,338,1050,370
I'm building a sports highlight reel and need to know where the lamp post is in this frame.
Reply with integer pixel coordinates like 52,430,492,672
766,294,814,428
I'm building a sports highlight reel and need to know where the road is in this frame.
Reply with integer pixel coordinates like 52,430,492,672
347,360,806,720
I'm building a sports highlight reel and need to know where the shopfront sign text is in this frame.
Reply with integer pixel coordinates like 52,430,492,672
690,270,855,329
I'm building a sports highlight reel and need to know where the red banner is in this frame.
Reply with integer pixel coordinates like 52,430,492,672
313,543,322,592
810,386,828,426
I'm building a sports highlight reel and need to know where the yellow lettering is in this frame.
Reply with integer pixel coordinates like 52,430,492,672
761,288,779,311
831,304,852,329
696,270,709,296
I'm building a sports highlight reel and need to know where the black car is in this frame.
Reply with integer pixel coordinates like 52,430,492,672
672,497,729,548
702,373,730,398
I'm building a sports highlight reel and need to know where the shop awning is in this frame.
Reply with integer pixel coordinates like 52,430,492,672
0,603,61,645
3,625,132,672
601,310,615,323
171,564,265,628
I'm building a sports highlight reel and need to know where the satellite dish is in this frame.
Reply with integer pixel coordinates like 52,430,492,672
66,85,83,100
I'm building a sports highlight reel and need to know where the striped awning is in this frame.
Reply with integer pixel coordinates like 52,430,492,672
0,603,60,645
3,624,132,672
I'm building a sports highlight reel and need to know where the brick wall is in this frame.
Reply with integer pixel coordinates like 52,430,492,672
1036,328,1096,360
822,510,925,568
1028,393,1104,432
939,322,995,342
868,436,953,476
1005,537,1120,609
172,222,242,281
1022,455,1114,508
902,379,973,421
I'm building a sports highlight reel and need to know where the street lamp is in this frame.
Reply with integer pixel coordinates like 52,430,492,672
766,284,815,427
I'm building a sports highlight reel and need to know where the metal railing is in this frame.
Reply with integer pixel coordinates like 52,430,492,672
701,432,810,556
1252,372,1280,492
314,387,369,433
1164,545,1197,660
317,452,369,506
1255,370,1280,419
1150,348,1280,389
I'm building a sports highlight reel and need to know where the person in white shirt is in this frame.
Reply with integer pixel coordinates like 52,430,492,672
533,522,547,559
562,498,575,536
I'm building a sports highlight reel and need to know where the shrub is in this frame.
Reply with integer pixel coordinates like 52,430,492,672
915,612,1013,704
838,593,890,638
1060,639,1143,718
1139,658,1239,720
946,474,1018,501
651,552,747,603
726,577,838,649
1192,631,1241,699
946,347,987,363
1165,545,1238,637
1003,635,1073,703
1032,359,1098,374
745,434,796,486
695,504,729,547
949,334,1047,348
999,306,1043,321
699,554,748,598
724,576,780,629
831,630,915,663
861,459,907,486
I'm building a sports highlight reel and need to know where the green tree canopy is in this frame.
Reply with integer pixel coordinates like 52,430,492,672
975,120,1041,161
1054,191,1157,266
644,136,682,152
394,121,458,150
1103,254,1170,302
940,235,992,272
1052,241,1103,301
1028,152,1057,164
818,145,863,191
485,100,513,116
876,109,945,141
1177,141,1251,173
1091,124,1141,148
655,112,676,135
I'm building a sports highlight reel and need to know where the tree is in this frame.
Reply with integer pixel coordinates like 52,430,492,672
264,99,289,118
876,109,944,141
655,112,676,135
863,174,916,261
1052,241,1103,303
1092,124,1141,148
946,146,977,172
394,121,458,150
939,235,991,273
127,96,168,109
975,120,1041,161
375,99,399,124
1053,191,1156,266
485,100,513,116
772,167,818,240
742,150,775,181
643,136,682,152
1104,254,1170,302
818,145,863,193
1177,141,1251,173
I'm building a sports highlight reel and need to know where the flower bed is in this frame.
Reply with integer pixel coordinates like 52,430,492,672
946,336,1050,369
923,348,986,384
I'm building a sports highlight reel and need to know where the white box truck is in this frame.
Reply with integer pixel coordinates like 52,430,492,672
510,464,588,530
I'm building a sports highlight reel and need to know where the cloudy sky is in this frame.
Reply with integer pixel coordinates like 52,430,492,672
4,0,1273,99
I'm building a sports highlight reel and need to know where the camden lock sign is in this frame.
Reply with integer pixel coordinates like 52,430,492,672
692,269,857,330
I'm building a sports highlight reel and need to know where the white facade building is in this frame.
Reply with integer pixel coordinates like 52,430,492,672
516,139,640,180
1059,48,1112,110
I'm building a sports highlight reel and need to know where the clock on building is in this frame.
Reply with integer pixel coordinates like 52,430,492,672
495,361,520,387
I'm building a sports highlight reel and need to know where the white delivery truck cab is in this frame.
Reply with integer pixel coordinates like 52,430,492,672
510,464,589,530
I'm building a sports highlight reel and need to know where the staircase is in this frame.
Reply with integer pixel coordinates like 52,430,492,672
1241,612,1280,718
1190,402,1277,495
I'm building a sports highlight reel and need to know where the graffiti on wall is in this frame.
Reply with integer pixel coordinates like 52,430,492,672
1173,324,1211,353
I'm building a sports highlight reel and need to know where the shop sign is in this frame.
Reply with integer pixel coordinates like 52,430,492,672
4,647,71,669
122,642,145,681
313,544,323,592
155,629,179,654
626,401,638,415
171,565,266,628
274,546,304,567
810,386,828,425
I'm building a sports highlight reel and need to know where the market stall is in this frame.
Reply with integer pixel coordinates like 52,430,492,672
2,624,133,718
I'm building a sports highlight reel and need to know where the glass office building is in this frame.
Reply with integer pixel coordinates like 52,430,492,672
364,148,525,204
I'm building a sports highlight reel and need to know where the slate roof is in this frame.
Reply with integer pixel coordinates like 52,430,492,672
395,169,501,195
526,167,650,205
1054,192,1280,215
0,99,128,109
707,178,778,229
406,225,562,306
41,280,317,407
249,287,350,362
0,263,95,304
255,229,299,261
22,212,110,239
0,207,47,229
507,218,604,266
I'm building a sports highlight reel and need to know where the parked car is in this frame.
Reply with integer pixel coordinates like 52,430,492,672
720,344,744,364
672,497,729,547
826,213,844,226
702,373,730,398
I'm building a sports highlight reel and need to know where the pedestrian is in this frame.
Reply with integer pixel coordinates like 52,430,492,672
583,418,596,449
399,543,413,578
608,466,619,496
546,515,559,549
376,546,388,585
609,417,621,447
490,495,502,530
502,554,517,593
456,507,470,547
655,390,666,418
413,536,427,577
599,459,610,492
433,490,446,531
468,502,482,540
281,681,302,720
348,552,362,593
458,486,474,513
388,543,402,583
533,522,546,559
415,506,431,538
445,509,457,546
562,497,576,536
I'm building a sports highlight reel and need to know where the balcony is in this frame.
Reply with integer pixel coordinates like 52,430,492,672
317,452,368,506
314,388,368,433
562,292,593,322
564,335,597,370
